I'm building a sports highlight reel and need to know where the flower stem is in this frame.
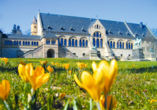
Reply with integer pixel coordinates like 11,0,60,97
105,95,107,110
96,101,101,110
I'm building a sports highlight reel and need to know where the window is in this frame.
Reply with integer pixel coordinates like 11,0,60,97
108,41,109,46
25,41,27,45
28,41,30,46
113,42,115,48
110,41,112,48
86,40,88,47
4,41,7,45
117,42,119,48
122,43,124,49
23,41,25,45
79,40,81,47
37,42,38,46
75,40,77,47
120,42,121,49
83,40,85,47
93,38,95,46
97,39,99,47
69,39,71,46
93,32,101,37
131,43,133,49
100,39,103,47
128,43,130,49
61,38,63,46
72,39,74,47
9,41,12,45
64,39,66,46
31,42,33,46
126,43,128,49
34,42,36,46
52,40,56,45
14,41,16,45
46,40,50,44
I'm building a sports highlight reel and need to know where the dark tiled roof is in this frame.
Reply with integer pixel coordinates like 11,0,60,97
40,13,95,34
32,17,37,24
126,23,152,38
43,31,57,38
2,34,41,40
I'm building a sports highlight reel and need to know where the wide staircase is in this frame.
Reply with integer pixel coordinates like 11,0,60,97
19,45,43,58
59,47,78,58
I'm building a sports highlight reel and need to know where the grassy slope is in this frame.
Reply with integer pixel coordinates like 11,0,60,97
0,58,157,109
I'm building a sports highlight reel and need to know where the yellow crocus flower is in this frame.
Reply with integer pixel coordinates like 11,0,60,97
92,59,118,95
26,65,50,91
59,93,66,99
51,62,54,66
64,64,70,70
74,69,105,102
69,70,72,74
0,80,10,100
18,64,30,83
76,62,85,70
100,95,116,110
47,66,53,73
1,58,8,65
39,61,48,65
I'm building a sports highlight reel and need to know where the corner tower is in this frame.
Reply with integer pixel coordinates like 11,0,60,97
31,17,37,35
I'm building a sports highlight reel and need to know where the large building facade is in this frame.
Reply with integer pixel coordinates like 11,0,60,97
0,12,157,60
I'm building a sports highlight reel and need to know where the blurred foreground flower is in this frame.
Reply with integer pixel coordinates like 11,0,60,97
64,64,70,70
0,80,10,100
69,70,72,74
51,62,54,66
18,63,50,90
39,61,48,65
47,66,53,73
1,57,8,65
150,99,157,103
59,93,66,99
100,95,116,110
92,59,118,95
76,62,86,70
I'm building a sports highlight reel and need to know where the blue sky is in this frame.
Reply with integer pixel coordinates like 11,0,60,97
0,0,156,34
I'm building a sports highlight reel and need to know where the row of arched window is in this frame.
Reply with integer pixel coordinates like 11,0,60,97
58,38,88,47
93,32,101,37
46,40,56,45
4,40,39,46
108,41,133,49
93,38,103,48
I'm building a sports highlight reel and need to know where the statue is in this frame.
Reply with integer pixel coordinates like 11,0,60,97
91,46,97,51
134,37,142,48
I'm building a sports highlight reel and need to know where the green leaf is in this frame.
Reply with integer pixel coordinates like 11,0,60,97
73,99,78,110
63,99,69,110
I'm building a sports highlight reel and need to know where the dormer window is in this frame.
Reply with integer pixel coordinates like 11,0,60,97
126,32,130,36
60,27,65,31
82,28,86,32
47,25,52,30
142,33,145,37
118,31,122,35
70,27,75,31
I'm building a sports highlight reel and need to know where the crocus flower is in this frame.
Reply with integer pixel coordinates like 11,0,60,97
0,80,10,100
64,64,70,70
51,62,54,66
59,93,66,99
47,66,53,73
69,70,72,74
92,59,118,95
1,58,8,65
39,61,48,65
150,99,157,103
74,69,105,102
76,62,85,70
18,64,30,83
100,95,116,110
19,63,50,90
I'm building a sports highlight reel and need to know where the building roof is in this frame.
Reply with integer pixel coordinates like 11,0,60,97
39,13,153,38
32,17,37,24
43,31,58,38
2,34,41,40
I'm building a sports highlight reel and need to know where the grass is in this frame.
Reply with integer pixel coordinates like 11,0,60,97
0,58,157,109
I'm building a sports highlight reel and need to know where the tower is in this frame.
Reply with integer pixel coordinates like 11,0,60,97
31,17,37,35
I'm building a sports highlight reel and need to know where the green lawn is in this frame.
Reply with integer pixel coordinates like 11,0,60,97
0,58,157,110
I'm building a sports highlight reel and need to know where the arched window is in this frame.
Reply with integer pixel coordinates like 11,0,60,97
14,41,16,45
107,41,109,46
61,38,63,46
94,33,96,37
97,39,99,47
113,42,115,48
23,41,25,45
83,40,85,47
4,41,7,45
117,42,119,48
110,41,112,48
16,41,18,45
37,42,38,46
75,40,77,47
28,41,30,46
72,39,74,47
25,41,27,45
122,43,124,49
34,42,36,46
46,40,50,44
120,42,121,49
69,39,71,46
100,39,103,47
100,33,101,38
86,40,88,47
93,38,95,46
52,40,56,45
97,25,98,29
79,40,81,47
64,39,67,46
31,42,33,46
126,43,128,49
129,43,130,49
131,43,133,49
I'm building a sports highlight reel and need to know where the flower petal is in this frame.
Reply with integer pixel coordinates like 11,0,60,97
74,74,84,88
92,61,97,73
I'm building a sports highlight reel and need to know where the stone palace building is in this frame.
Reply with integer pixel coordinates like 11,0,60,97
0,12,156,60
